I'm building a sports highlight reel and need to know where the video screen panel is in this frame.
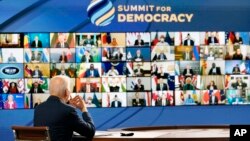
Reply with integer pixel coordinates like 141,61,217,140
0,32,250,110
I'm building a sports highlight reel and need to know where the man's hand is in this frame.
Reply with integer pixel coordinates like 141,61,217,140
69,95,88,112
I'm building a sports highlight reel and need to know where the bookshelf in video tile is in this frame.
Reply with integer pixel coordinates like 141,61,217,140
0,32,250,109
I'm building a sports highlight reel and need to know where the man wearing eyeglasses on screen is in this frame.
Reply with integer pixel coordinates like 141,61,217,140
34,75,95,141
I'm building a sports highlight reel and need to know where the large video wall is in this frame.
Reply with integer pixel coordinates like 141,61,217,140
0,32,250,109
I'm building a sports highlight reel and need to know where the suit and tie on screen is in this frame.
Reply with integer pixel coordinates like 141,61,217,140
31,36,43,48
183,33,195,46
85,64,100,77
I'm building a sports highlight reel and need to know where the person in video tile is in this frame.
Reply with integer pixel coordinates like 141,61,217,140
232,48,243,60
208,63,221,75
207,81,218,90
7,82,19,94
232,64,241,74
85,64,100,77
133,79,144,91
32,66,43,78
231,77,247,90
4,95,17,109
132,92,145,106
183,77,195,90
31,36,42,48
29,82,44,93
134,34,144,46
111,95,122,107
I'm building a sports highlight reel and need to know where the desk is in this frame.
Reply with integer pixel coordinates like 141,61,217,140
92,126,229,141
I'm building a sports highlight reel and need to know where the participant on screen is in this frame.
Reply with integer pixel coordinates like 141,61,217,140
75,33,101,47
50,33,75,48
101,33,126,47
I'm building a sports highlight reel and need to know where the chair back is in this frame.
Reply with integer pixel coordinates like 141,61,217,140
12,126,50,141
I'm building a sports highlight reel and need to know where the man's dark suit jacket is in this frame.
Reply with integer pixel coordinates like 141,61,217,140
133,55,144,61
183,39,194,46
111,101,122,107
208,67,221,75
208,37,218,44
134,84,145,91
31,40,42,48
134,68,144,76
32,70,43,78
81,55,93,62
56,42,69,48
156,83,168,91
132,99,145,106
34,96,95,141
59,55,68,63
134,39,144,46
183,69,194,76
28,85,44,93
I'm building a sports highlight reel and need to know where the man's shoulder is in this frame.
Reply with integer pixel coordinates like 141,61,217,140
35,100,76,113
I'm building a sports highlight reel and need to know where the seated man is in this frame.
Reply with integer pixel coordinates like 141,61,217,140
208,63,221,75
182,65,194,77
134,79,145,91
106,66,119,76
85,64,100,77
132,92,145,106
156,78,169,91
183,33,194,46
31,36,43,48
232,64,241,74
231,77,247,90
133,49,144,62
232,48,243,60
32,66,43,78
111,95,122,107
80,78,99,93
134,64,144,77
134,34,144,46
81,50,93,63
34,75,95,141
29,82,44,93
7,53,17,63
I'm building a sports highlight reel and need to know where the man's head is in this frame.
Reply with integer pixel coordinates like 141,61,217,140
187,33,191,39
34,36,39,41
111,66,115,70
236,48,241,55
87,35,91,40
186,65,190,69
10,53,13,57
212,63,216,68
49,75,71,103
35,66,39,71
138,79,142,84
90,64,94,70
114,95,118,101
84,50,90,56
137,34,141,40
34,82,39,88
137,64,141,69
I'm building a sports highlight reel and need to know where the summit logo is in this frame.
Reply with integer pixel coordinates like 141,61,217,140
87,0,115,26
